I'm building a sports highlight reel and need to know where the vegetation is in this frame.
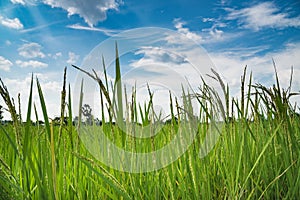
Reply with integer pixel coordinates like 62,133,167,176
0,47,299,199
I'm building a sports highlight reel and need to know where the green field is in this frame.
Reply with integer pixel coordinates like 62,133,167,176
0,52,299,199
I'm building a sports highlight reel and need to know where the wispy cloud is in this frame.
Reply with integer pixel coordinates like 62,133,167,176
0,56,13,71
20,21,64,33
67,52,80,64
16,60,48,68
18,42,45,59
52,52,62,60
67,24,119,36
42,0,122,27
0,15,24,30
213,45,270,59
226,2,300,31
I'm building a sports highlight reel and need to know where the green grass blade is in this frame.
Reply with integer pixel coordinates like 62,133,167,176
36,77,51,141
115,42,124,124
23,74,34,159
0,125,19,157
75,154,132,200
50,122,58,200
78,79,84,130
239,121,282,198
67,84,73,147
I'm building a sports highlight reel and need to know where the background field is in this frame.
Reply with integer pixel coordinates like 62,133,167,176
0,58,299,199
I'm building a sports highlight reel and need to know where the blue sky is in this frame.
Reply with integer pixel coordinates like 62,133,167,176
0,0,300,119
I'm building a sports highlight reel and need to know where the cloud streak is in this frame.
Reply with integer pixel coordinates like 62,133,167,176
67,24,119,36
226,2,300,31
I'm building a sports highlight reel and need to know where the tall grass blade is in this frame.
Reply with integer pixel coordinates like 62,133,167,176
36,77,51,141
67,84,73,147
58,67,67,146
24,74,34,159
50,121,58,200
115,42,124,125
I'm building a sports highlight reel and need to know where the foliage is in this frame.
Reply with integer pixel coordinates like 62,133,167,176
81,104,93,125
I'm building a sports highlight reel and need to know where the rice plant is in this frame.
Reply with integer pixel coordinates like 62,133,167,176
0,46,299,199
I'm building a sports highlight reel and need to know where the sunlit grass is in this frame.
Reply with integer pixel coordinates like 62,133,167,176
0,47,299,199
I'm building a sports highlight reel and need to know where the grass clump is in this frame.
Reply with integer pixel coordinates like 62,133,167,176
0,47,299,199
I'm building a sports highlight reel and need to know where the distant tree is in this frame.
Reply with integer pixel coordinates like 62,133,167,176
53,116,68,126
82,104,93,125
94,118,102,126
73,116,79,126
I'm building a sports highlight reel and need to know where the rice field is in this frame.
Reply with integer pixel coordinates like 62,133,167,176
0,49,299,199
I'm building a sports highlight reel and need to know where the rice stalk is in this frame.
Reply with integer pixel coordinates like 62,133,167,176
0,78,22,154
74,153,132,200
58,67,67,147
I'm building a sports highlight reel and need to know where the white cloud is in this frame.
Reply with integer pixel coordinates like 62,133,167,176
173,18,203,43
67,52,80,64
132,46,187,67
210,43,300,98
0,56,13,71
0,74,62,120
16,60,48,68
209,28,224,40
67,23,119,36
0,15,23,30
171,18,237,45
10,0,25,5
226,2,300,31
42,0,121,27
18,42,45,59
202,18,215,23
